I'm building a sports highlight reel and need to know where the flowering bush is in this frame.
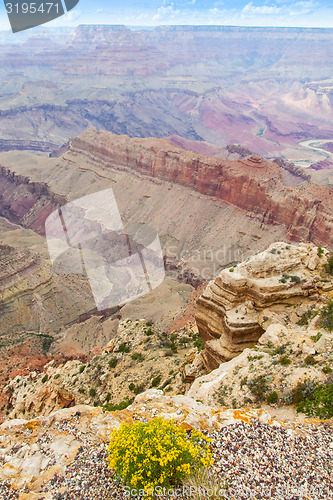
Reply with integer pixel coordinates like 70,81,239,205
107,417,213,494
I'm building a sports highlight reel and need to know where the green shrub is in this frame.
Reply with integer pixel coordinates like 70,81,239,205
41,375,48,384
267,391,278,404
42,336,54,352
292,380,318,405
297,383,333,419
323,366,333,374
229,268,234,272
118,343,130,353
79,365,86,373
151,374,162,387
131,352,143,361
108,357,118,369
107,417,213,493
193,334,205,351
168,342,178,353
317,247,324,257
297,308,316,327
279,355,292,365
304,355,317,366
324,253,333,273
270,248,277,254
103,398,134,412
290,275,301,284
89,388,96,397
319,299,333,332
310,332,322,342
145,328,154,336
272,345,286,355
128,382,144,395
247,375,270,401
280,390,293,405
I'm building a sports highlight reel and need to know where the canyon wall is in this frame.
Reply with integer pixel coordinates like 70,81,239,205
71,129,333,249
0,166,66,235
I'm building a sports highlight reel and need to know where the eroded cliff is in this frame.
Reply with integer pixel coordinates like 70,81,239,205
70,129,333,247
195,241,333,370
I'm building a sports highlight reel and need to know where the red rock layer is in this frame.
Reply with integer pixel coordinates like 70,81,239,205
72,129,333,249
0,166,66,235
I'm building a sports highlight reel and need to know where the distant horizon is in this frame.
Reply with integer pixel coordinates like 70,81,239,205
1,1,333,32
2,23,333,34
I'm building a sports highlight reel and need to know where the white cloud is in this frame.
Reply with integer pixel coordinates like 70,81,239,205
243,3,283,15
153,5,181,22
242,1,317,17
47,8,82,27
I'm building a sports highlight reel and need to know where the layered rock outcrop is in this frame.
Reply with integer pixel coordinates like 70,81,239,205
0,166,66,235
0,240,94,335
195,242,333,369
188,324,333,408
71,129,333,248
1,129,333,254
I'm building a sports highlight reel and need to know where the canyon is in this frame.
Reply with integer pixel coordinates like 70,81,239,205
0,129,332,421
0,128,333,336
0,25,332,168
0,23,332,500
1,240,333,499
1,128,331,250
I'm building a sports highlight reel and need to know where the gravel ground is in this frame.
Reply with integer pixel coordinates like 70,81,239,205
210,420,333,500
0,420,332,499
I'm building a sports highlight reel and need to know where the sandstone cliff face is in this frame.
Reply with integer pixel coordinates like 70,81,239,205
0,240,94,335
0,139,291,282
0,166,66,236
195,242,333,369
71,129,333,248
1,129,333,282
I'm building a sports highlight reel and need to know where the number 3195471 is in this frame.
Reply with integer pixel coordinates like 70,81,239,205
5,2,60,14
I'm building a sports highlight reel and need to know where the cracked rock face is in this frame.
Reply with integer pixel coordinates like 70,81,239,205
196,241,331,370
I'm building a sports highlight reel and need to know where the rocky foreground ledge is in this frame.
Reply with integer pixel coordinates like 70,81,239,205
0,390,332,500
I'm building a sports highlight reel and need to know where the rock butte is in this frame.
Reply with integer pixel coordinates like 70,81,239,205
195,241,333,369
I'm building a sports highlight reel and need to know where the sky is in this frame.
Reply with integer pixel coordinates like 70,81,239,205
0,0,333,30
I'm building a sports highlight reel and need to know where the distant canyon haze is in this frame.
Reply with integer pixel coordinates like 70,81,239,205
0,25,332,170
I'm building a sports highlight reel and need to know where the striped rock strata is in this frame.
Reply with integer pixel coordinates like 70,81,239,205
196,241,333,370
